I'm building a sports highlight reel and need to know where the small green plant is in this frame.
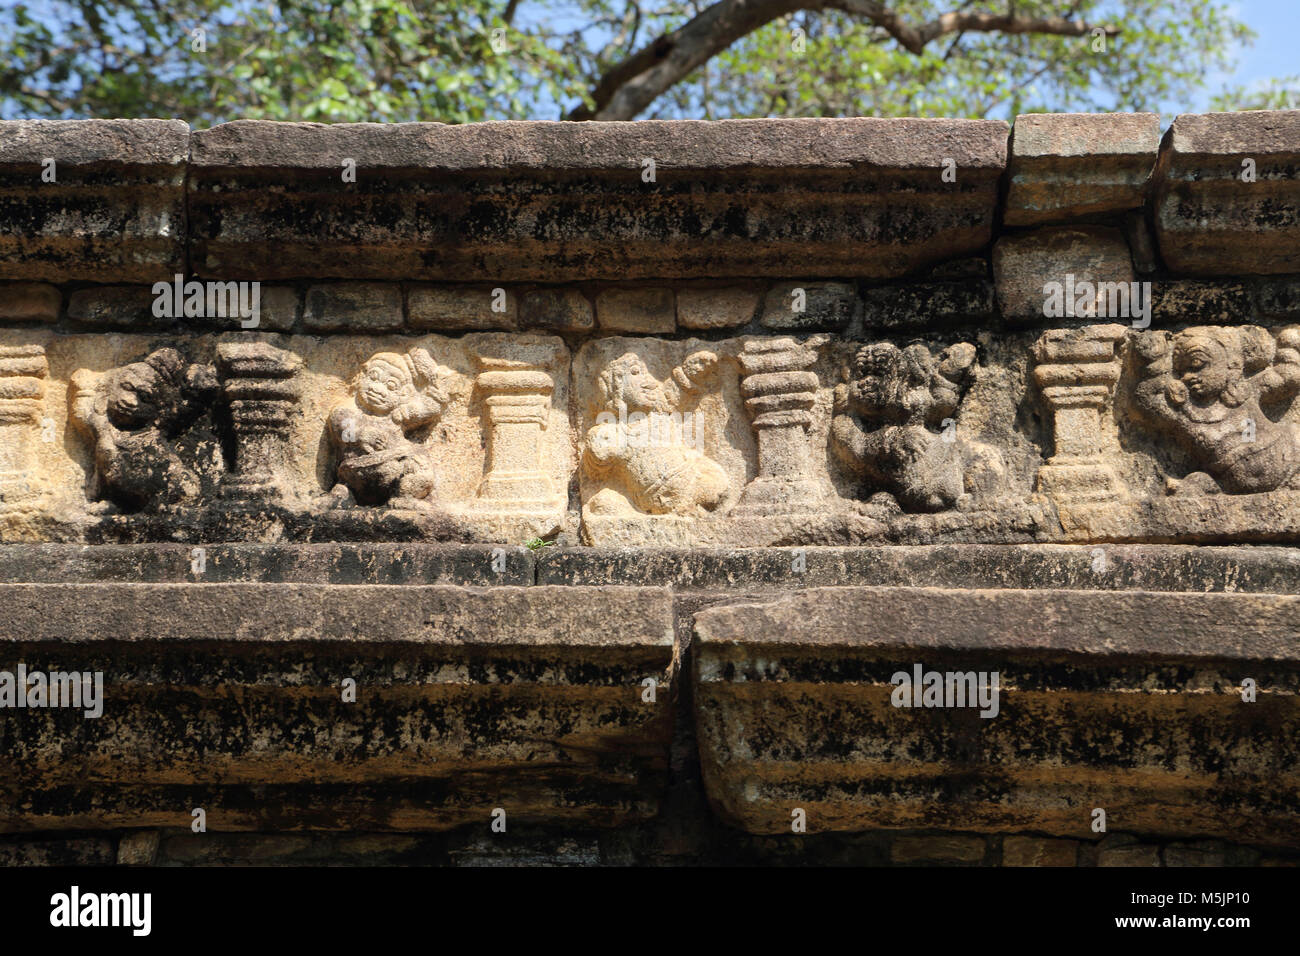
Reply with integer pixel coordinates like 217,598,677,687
524,537,554,551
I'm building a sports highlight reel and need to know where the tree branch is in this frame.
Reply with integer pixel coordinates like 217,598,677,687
571,0,1120,121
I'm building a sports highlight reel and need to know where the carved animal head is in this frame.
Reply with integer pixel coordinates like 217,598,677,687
105,348,191,430
598,353,671,415
845,341,976,427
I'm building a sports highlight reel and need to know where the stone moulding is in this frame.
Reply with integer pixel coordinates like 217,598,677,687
4,112,1297,284
10,321,1300,546
694,586,1300,845
184,117,1008,281
0,541,1298,849
0,582,676,831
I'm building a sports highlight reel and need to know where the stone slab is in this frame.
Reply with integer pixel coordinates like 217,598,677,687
0,120,189,282
188,118,1007,281
0,584,675,831
694,586,1300,843
1153,110,1300,275
1006,113,1160,226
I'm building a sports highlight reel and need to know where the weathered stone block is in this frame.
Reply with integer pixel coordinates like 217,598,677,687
537,543,1300,593
1153,110,1300,275
676,286,760,330
1006,113,1160,226
1256,277,1300,319
0,283,61,323
891,835,986,864
595,287,675,334
1097,834,1161,867
408,284,517,331
1150,280,1252,324
188,118,1007,281
254,285,301,332
1002,836,1077,867
0,836,115,866
303,283,403,333
66,286,160,330
994,226,1135,322
520,288,594,332
117,829,161,865
1163,840,1226,867
0,119,188,282
760,282,855,331
861,281,995,331
694,587,1300,843
0,543,535,585
0,584,675,831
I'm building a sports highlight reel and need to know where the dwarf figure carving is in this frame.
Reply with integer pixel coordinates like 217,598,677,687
70,349,217,511
830,341,1005,511
325,348,453,509
583,351,729,516
1132,326,1300,495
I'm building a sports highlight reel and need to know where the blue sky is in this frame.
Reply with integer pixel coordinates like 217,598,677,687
1183,0,1298,110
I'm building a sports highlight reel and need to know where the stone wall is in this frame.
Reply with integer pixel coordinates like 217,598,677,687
1,112,1298,865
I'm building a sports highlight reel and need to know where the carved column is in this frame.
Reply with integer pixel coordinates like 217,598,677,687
473,353,560,512
0,345,48,509
734,337,833,515
1032,324,1128,504
216,342,302,502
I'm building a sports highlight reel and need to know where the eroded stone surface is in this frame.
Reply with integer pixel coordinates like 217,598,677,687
0,584,675,830
0,120,189,282
1006,112,1160,226
187,118,1007,281
1154,110,1300,275
994,226,1135,322
694,586,1300,842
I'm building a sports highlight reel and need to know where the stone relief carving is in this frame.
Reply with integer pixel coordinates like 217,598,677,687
216,341,302,503
472,344,565,516
70,348,218,511
0,344,51,511
1031,324,1127,507
19,316,1300,546
582,349,729,517
323,347,453,510
830,341,1006,512
1132,326,1300,495
734,337,837,515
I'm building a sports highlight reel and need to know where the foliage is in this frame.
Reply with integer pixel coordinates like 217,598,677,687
0,0,1260,124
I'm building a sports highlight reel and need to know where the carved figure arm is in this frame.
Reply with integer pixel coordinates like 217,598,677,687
1255,328,1300,405
829,411,871,479
664,350,719,407
327,404,361,450
927,342,977,427
69,369,107,438
1130,332,1182,425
